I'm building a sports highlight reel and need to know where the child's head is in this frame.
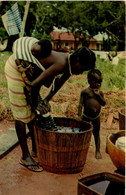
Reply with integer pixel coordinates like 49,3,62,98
32,39,52,59
87,69,102,89
38,39,52,58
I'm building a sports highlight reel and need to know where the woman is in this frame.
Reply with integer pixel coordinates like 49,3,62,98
5,36,96,172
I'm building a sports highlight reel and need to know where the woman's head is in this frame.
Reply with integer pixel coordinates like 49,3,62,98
31,39,52,59
70,47,96,74
87,69,102,89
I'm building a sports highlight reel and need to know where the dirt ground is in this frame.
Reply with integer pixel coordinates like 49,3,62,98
0,75,125,195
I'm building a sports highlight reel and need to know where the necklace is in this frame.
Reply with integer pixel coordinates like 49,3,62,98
88,86,94,91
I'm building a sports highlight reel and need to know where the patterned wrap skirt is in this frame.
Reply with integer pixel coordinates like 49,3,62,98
4,54,35,123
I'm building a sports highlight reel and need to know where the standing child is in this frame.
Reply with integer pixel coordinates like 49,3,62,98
78,69,106,159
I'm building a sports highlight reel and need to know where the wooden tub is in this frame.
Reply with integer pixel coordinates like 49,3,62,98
34,117,93,174
106,130,125,173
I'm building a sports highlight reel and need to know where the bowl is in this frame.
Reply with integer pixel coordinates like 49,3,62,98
106,130,125,173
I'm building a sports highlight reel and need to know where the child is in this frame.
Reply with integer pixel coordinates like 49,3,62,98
78,69,106,159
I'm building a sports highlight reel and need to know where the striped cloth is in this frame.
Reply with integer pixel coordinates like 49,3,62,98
5,37,46,123
13,37,45,70
5,55,35,123
2,2,22,36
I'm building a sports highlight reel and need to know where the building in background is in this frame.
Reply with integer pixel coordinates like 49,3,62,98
50,31,102,52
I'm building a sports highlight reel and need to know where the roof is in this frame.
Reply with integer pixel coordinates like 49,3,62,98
50,31,101,44
50,31,78,41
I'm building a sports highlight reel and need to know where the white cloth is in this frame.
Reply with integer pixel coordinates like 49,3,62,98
115,136,125,152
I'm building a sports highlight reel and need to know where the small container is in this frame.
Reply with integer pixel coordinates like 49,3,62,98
106,130,125,173
78,172,125,195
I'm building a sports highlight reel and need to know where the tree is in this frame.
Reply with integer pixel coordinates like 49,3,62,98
0,1,125,51
96,1,125,51
61,1,125,51
19,1,30,38
27,1,56,39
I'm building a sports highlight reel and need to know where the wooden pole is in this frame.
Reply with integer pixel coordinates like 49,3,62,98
19,1,30,38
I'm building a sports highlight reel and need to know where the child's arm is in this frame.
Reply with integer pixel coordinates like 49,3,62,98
94,89,106,106
78,90,85,119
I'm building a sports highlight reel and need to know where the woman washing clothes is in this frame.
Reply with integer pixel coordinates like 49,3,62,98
5,36,96,172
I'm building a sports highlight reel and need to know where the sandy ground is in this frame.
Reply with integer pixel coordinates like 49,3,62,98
0,75,125,195
0,118,121,195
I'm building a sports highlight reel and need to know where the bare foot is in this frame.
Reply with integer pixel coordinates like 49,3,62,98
95,152,102,159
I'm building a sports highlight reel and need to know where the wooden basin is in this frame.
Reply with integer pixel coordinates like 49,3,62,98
106,131,125,173
34,117,93,174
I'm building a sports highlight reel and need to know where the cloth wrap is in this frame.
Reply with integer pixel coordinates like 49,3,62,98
5,37,45,123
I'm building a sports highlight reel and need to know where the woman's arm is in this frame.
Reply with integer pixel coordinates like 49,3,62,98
30,63,70,106
44,73,70,102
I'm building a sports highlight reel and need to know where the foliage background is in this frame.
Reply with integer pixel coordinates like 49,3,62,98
0,1,125,51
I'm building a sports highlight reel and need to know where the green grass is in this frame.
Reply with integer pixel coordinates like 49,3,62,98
95,58,125,90
0,52,12,75
114,99,125,108
0,52,12,108
68,58,125,90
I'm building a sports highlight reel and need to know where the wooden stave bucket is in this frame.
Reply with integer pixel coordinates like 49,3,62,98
118,108,125,130
34,117,93,174
106,130,125,173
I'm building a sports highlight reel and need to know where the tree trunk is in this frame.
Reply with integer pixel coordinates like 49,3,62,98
19,1,30,38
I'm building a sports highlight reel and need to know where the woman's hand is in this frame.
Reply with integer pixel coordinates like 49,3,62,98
35,96,51,115
24,87,51,115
